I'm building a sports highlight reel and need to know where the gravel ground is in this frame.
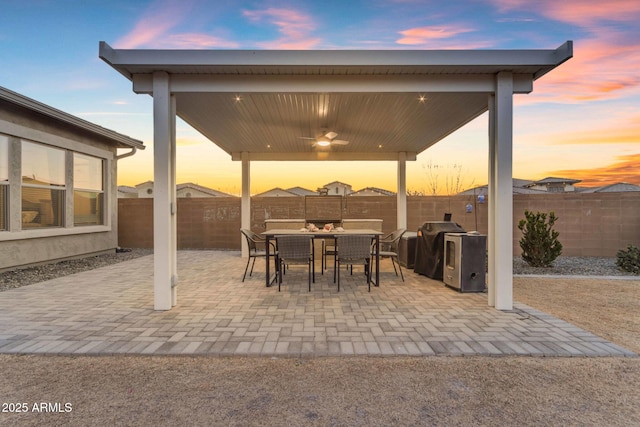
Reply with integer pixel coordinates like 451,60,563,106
0,251,635,293
512,256,632,276
0,248,153,292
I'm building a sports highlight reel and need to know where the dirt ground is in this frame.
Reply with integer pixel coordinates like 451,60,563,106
1,277,639,427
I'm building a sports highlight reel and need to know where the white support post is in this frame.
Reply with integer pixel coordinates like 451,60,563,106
397,152,407,230
241,152,250,258
492,72,514,310
487,94,496,307
153,71,176,310
169,95,178,306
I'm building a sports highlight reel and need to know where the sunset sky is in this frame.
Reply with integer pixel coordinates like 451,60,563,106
1,0,638,195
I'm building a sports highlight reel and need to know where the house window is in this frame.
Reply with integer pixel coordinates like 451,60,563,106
0,136,8,231
73,153,104,226
21,141,65,228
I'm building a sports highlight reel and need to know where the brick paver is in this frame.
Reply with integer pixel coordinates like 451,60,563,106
0,251,636,357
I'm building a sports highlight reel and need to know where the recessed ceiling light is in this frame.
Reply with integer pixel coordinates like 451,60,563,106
378,144,383,149
418,95,427,103
234,95,242,102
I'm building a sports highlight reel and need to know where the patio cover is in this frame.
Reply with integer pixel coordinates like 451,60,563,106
99,41,573,311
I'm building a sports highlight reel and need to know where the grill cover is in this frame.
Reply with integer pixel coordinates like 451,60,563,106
414,221,465,279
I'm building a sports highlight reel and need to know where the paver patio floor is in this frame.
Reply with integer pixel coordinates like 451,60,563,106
0,251,635,357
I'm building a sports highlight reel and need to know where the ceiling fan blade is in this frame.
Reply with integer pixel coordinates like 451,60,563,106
332,139,349,145
297,136,316,140
324,131,338,140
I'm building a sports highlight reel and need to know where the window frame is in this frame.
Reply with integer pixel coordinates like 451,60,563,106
73,152,105,226
0,124,113,241
20,140,67,229
0,136,8,231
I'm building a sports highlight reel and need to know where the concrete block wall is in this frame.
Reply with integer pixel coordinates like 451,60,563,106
514,192,640,257
118,192,640,257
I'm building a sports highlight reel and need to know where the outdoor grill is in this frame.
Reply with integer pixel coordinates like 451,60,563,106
413,221,465,280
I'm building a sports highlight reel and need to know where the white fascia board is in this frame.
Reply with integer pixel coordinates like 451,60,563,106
132,73,533,94
101,41,572,69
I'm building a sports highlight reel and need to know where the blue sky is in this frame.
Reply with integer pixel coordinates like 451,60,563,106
1,0,639,194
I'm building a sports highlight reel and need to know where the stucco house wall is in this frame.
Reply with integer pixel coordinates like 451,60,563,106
0,87,143,271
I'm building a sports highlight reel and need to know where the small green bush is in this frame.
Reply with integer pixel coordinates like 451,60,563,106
518,210,563,267
616,245,640,275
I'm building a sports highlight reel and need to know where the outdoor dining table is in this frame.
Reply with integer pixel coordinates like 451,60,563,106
261,228,384,288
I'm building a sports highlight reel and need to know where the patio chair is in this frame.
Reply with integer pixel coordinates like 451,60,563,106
275,235,314,292
240,229,275,282
372,228,406,281
334,235,374,292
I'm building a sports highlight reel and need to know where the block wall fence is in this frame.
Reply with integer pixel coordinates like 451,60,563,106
118,192,640,257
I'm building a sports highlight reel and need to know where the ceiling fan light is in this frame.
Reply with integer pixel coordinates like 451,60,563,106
316,139,331,147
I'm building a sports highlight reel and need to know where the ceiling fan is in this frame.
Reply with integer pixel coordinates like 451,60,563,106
299,131,349,147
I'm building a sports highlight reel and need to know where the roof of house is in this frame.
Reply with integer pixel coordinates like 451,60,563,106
350,187,396,196
458,185,547,195
253,187,300,197
177,182,234,197
0,86,144,149
578,182,640,193
322,181,352,188
458,179,538,195
527,177,582,186
286,186,317,196
117,185,137,194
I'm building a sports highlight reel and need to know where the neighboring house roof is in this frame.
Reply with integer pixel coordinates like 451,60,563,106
117,186,137,194
350,187,396,196
578,182,640,193
254,187,300,197
134,180,154,188
458,185,547,195
526,176,582,186
512,178,535,188
0,86,144,149
512,187,549,194
458,179,539,195
324,181,351,187
131,181,234,196
286,186,317,196
177,182,233,197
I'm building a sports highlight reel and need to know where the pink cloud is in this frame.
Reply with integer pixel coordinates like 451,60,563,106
550,153,640,186
243,7,322,49
114,0,196,48
397,26,474,45
491,0,640,25
542,121,640,146
520,37,640,104
165,34,240,49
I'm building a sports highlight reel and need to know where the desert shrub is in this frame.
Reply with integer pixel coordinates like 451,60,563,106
616,245,640,275
517,210,563,267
